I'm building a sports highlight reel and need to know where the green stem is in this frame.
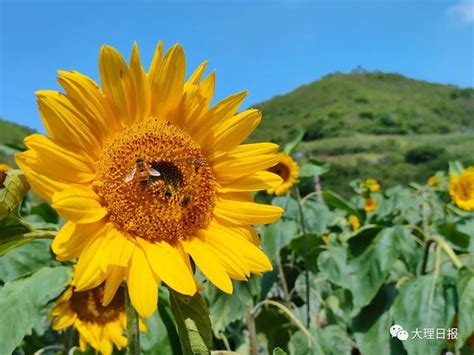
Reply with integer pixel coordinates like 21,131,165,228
124,286,140,355
252,300,313,348
431,236,464,269
295,187,310,328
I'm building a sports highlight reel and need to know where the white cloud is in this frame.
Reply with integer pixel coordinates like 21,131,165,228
448,0,474,23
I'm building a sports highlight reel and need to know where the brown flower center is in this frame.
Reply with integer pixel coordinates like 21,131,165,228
70,285,124,324
96,119,216,242
268,162,291,182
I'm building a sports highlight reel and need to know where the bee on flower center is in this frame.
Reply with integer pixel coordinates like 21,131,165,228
124,157,161,186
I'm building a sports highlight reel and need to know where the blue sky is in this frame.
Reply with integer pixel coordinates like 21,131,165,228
1,0,473,131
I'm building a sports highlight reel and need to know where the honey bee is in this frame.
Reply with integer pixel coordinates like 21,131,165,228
124,158,161,185
186,159,206,173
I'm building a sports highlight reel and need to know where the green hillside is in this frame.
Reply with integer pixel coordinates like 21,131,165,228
0,118,34,166
250,71,474,195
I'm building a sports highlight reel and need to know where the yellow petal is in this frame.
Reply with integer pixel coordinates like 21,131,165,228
186,60,208,86
203,109,261,156
129,42,151,123
74,235,109,291
219,171,282,192
24,134,95,183
107,229,135,267
150,44,186,120
205,221,272,274
15,150,68,202
182,237,233,293
214,198,283,225
191,91,247,143
52,310,77,330
147,41,163,83
137,239,196,295
99,45,137,125
126,247,158,317
57,69,121,138
212,143,280,183
35,90,101,157
52,220,105,260
103,266,126,307
52,185,108,224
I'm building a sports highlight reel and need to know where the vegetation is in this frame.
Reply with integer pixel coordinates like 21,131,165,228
250,71,474,195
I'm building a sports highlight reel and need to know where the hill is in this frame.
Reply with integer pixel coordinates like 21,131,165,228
250,71,474,195
0,118,35,166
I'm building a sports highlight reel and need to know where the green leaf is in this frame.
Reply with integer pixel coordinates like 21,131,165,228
456,268,474,350
0,214,30,238
0,240,55,282
0,169,29,220
273,347,288,355
449,160,464,176
303,199,332,235
142,310,174,355
438,222,470,252
272,196,299,221
206,281,254,334
392,275,456,355
288,325,351,355
299,159,330,178
290,234,325,273
261,219,298,262
0,266,72,354
169,290,212,355
322,191,361,219
283,128,305,155
319,226,416,313
352,284,403,355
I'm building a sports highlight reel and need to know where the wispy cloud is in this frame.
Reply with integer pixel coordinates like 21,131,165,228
448,0,474,23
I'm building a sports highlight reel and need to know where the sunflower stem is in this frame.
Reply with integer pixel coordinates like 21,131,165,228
295,187,310,328
124,286,140,355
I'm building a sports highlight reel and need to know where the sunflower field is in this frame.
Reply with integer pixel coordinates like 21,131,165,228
0,42,473,355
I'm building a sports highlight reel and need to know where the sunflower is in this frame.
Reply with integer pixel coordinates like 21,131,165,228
266,153,299,195
51,283,145,355
16,42,283,317
364,197,377,212
427,175,440,187
449,167,474,210
365,178,380,193
349,214,360,231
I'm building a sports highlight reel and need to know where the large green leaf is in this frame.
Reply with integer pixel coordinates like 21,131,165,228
352,284,405,355
456,268,474,350
0,240,55,282
206,281,254,334
299,159,330,178
392,275,456,355
322,191,361,219
288,325,351,355
302,199,332,235
169,290,212,355
0,266,72,354
141,310,174,355
319,226,416,313
289,234,325,273
261,219,298,262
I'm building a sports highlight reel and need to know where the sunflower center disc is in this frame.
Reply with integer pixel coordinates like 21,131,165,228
96,119,216,242
268,161,291,182
70,285,124,324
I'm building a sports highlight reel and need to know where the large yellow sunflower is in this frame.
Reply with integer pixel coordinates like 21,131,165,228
16,42,283,317
51,283,145,355
449,167,474,211
266,153,299,195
